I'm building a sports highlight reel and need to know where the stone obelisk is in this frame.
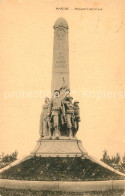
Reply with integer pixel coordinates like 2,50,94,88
51,18,69,93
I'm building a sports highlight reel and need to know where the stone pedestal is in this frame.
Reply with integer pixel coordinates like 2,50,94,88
31,138,88,157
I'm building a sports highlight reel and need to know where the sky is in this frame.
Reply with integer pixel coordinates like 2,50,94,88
0,0,125,159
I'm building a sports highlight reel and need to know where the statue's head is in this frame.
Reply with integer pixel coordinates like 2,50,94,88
66,88,70,95
68,96,73,103
54,90,60,98
74,100,79,106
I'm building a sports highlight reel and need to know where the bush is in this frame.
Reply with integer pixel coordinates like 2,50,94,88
0,151,18,169
101,150,125,173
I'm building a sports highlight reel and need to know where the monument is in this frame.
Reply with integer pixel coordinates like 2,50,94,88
31,17,88,157
0,18,125,194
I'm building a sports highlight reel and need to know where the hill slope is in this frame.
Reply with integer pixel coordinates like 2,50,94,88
0,157,125,181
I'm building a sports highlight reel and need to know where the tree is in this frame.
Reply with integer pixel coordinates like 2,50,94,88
121,153,125,169
101,150,110,164
0,151,18,169
101,150,125,173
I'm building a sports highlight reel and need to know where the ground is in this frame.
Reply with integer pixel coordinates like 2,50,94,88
0,157,125,181
0,188,124,196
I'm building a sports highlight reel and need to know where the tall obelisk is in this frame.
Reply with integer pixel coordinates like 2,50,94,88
51,18,70,93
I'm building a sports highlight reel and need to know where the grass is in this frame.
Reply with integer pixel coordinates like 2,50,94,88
0,188,124,196
0,157,125,181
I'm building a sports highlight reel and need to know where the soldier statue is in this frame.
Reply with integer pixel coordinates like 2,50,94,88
73,101,81,137
50,90,64,139
40,90,80,139
64,96,74,138
39,97,51,138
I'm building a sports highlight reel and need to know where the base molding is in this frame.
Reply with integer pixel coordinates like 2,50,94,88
0,179,125,192
31,138,88,157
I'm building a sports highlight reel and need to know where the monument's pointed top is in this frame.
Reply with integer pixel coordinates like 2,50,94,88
54,17,68,29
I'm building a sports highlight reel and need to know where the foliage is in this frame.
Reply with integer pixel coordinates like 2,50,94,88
101,150,125,173
0,151,18,169
121,153,125,169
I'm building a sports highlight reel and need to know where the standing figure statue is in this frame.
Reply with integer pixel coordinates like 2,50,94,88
50,90,64,139
64,96,74,138
73,101,81,137
39,97,51,138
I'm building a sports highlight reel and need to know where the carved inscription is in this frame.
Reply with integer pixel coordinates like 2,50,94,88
55,52,66,68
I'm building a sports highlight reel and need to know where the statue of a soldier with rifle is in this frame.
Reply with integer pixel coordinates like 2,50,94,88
49,90,65,139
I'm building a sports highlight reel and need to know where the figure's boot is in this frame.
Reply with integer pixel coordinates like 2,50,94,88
55,127,59,139
69,128,73,139
48,128,52,139
67,129,69,137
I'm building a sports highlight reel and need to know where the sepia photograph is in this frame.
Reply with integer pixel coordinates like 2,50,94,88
0,0,125,195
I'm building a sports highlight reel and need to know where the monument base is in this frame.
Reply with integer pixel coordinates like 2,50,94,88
31,138,88,157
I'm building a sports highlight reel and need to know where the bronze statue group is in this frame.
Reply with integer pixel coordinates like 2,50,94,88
40,85,80,139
